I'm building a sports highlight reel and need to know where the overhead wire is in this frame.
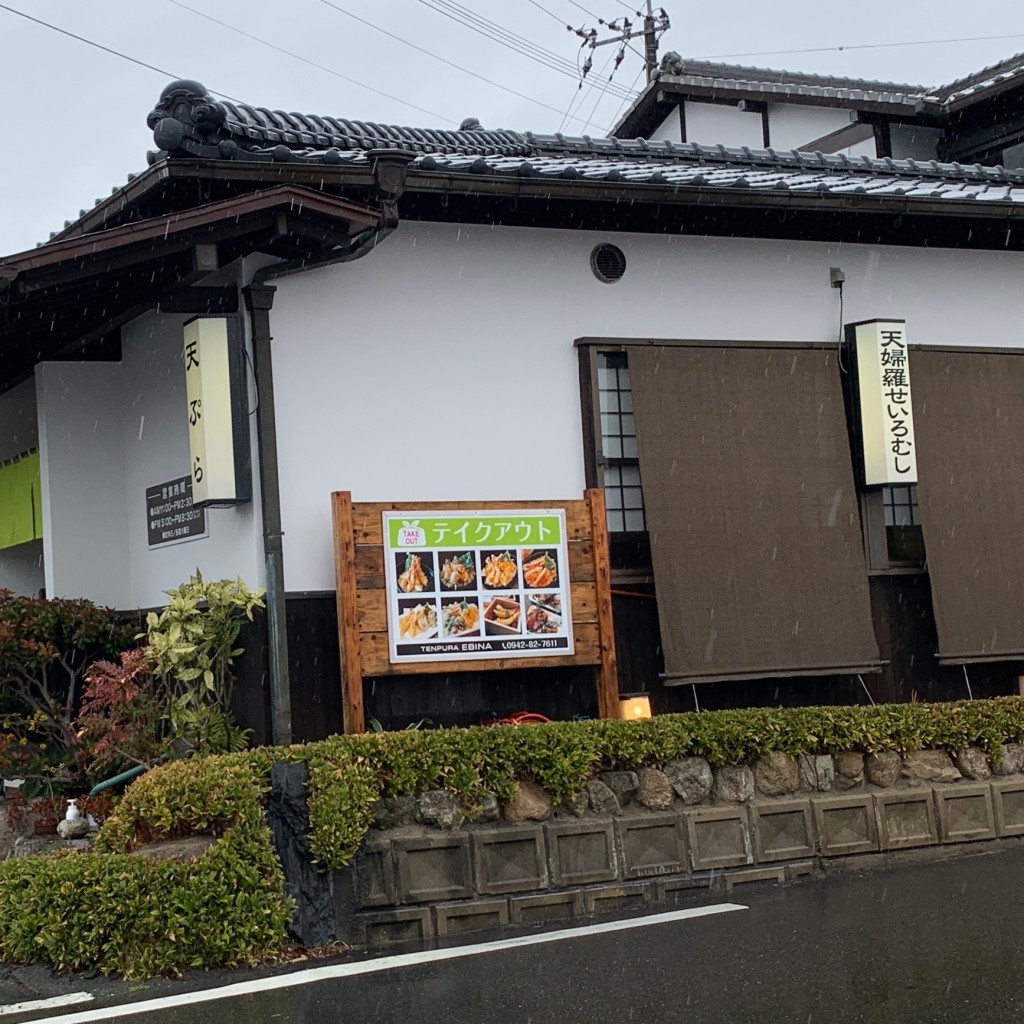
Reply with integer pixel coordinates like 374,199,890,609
0,0,647,135
0,1,241,102
604,64,646,131
557,42,592,133
581,49,621,133
423,0,596,79
523,0,574,29
559,45,612,132
165,0,456,123
696,31,1024,63
415,0,636,100
317,0,612,128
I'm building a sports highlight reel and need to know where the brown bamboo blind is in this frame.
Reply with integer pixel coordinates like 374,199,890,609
913,348,1024,663
628,344,881,684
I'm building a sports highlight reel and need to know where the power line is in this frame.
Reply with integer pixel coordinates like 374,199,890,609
165,0,456,124
523,0,573,29
317,0,605,127
415,0,636,99
562,0,604,19
697,31,1024,63
581,50,621,133
0,1,240,102
605,64,646,131
424,0,589,77
557,42,592,132
559,44,611,132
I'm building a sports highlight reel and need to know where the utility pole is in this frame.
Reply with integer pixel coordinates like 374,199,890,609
572,2,670,85
642,1,660,83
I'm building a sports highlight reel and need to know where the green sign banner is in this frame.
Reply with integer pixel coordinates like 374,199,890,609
387,514,562,550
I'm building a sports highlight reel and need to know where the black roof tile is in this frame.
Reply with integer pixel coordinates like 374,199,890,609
137,79,1024,211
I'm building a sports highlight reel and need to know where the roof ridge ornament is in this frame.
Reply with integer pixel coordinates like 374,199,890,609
147,79,227,158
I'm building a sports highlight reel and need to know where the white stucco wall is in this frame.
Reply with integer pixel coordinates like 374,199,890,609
683,101,763,148
0,542,44,596
890,124,943,161
845,138,877,158
649,107,681,143
30,301,263,610
117,310,263,609
36,361,130,606
0,377,44,595
268,220,1024,592
766,104,853,151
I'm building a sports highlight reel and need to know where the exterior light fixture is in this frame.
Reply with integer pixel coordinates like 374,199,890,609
619,694,652,720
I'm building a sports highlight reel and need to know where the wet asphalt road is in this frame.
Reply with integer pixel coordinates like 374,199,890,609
16,845,1024,1024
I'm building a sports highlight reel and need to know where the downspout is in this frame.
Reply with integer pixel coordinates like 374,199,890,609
242,149,411,744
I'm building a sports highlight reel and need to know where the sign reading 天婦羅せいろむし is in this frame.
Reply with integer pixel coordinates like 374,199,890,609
146,475,207,547
383,510,575,664
852,319,918,486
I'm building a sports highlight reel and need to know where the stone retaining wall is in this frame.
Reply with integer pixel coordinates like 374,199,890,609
270,746,1024,951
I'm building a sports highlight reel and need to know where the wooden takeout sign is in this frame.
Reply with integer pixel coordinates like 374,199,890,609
331,491,619,734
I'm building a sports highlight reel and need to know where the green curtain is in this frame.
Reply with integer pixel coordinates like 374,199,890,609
0,452,42,550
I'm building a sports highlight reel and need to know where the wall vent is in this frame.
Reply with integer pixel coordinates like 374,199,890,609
590,243,626,284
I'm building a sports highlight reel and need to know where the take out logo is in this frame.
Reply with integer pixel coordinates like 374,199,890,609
396,520,425,547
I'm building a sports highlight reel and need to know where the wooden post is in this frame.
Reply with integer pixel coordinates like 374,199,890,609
332,490,365,734
587,487,620,720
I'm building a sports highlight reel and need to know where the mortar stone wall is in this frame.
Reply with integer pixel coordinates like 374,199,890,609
269,748,1024,950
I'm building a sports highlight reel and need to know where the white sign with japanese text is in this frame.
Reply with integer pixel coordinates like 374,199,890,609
183,317,238,505
853,319,918,485
382,509,575,664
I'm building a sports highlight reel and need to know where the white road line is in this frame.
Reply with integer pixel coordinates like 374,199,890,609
0,993,94,1016
29,903,746,1023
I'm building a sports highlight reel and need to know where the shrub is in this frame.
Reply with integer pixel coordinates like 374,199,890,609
296,696,1024,868
3,696,1024,977
0,590,135,785
75,648,171,777
0,759,290,978
144,573,264,756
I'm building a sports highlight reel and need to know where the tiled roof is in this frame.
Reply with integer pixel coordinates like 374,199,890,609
142,79,1024,210
927,51,1024,105
654,54,928,108
643,51,1024,115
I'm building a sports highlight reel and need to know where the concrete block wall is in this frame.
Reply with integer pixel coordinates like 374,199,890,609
325,778,1024,949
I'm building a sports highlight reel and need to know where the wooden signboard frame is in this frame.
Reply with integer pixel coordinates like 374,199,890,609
331,490,619,734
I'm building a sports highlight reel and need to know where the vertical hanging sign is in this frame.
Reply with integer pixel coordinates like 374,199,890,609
851,319,918,485
183,317,252,507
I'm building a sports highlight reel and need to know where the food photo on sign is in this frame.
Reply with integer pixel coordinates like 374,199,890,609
396,551,434,594
483,594,522,635
481,550,519,589
397,598,438,642
438,551,476,591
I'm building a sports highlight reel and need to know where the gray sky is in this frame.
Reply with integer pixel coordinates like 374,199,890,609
1,0,1022,253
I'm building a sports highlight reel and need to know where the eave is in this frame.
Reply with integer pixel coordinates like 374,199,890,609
0,185,383,389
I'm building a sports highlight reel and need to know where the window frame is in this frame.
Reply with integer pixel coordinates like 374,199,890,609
860,486,925,574
578,343,653,580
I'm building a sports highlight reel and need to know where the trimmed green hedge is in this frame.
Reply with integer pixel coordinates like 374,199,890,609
0,760,290,977
4,697,1024,977
293,697,1024,868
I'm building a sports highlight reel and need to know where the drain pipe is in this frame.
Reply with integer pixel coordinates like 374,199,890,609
243,149,411,744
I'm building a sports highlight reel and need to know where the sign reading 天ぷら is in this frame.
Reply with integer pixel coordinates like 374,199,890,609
383,510,575,664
